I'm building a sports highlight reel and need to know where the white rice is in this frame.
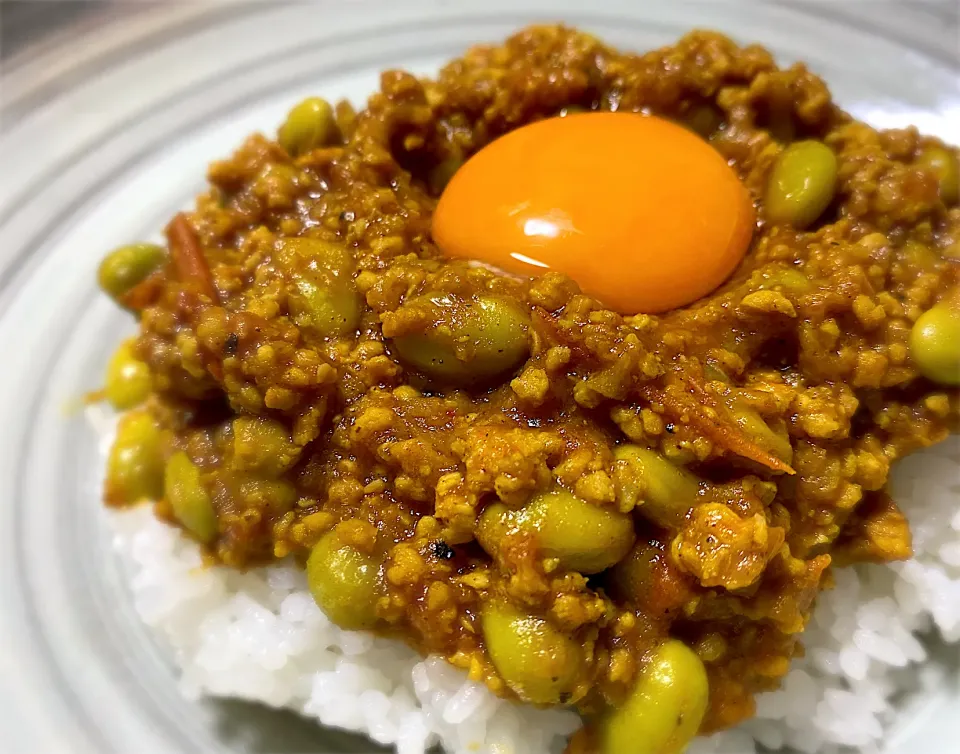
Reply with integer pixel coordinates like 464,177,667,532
106,418,960,754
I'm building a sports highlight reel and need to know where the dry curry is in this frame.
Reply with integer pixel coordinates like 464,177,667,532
98,27,960,754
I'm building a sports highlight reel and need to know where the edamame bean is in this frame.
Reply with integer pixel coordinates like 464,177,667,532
910,302,960,385
234,475,298,517
607,540,693,617
917,145,960,206
277,237,355,275
476,502,512,559
278,97,340,156
277,237,362,338
756,266,811,295
766,141,838,229
306,530,383,629
597,639,709,754
105,340,151,410
481,601,583,704
288,277,362,338
478,490,635,574
608,540,659,604
391,294,530,384
105,412,164,506
231,416,301,477
614,445,700,529
97,243,167,303
165,451,218,543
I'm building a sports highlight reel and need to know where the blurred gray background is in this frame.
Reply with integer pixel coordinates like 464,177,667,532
2,0,109,59
2,0,958,64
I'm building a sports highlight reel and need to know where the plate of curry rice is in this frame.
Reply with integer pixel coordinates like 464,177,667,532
1,2,959,754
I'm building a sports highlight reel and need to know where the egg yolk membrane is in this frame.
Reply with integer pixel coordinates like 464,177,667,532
432,112,755,314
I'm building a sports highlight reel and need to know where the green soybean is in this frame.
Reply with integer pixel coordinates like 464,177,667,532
98,243,167,304
597,639,709,754
306,531,383,630
478,490,635,574
481,602,583,704
391,294,530,384
165,451,218,543
910,302,960,385
766,141,838,229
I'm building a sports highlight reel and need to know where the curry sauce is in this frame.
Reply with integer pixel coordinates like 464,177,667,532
99,26,959,750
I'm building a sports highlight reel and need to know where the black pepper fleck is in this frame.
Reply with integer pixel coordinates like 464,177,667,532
430,540,455,560
665,423,676,433
223,332,239,356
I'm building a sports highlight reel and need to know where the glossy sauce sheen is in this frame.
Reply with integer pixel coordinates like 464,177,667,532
433,113,756,314
99,26,960,741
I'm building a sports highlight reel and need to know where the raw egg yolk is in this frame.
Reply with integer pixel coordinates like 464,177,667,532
432,112,755,314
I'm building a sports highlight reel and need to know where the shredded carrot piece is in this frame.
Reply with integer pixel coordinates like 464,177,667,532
118,270,164,310
639,382,796,475
166,212,218,302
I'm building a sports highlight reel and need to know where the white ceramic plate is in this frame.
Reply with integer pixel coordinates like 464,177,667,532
1,2,958,753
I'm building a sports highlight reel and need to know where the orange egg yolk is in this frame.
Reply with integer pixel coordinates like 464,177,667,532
431,112,755,314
